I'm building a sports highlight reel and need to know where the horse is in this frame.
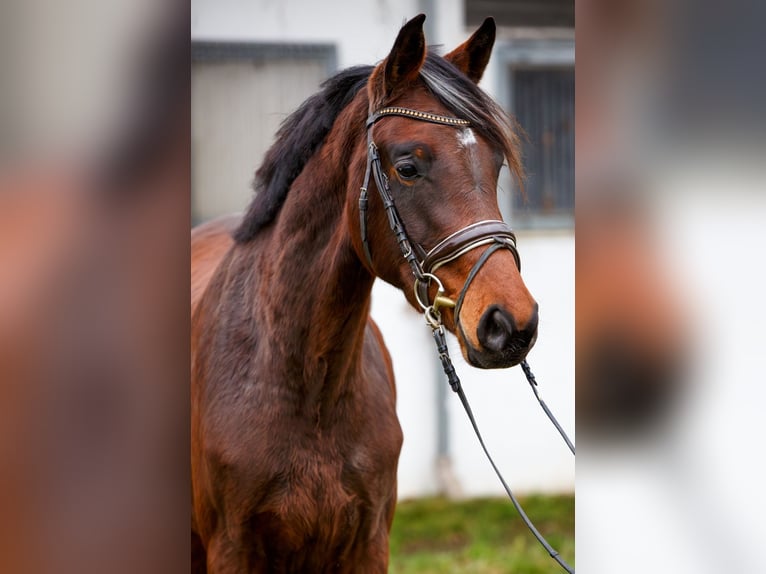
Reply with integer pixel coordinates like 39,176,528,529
191,14,538,572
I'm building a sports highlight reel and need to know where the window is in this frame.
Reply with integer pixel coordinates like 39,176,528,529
191,43,336,224
466,0,574,28
512,67,574,225
494,38,574,229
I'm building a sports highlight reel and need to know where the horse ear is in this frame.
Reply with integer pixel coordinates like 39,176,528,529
444,17,496,83
369,14,427,108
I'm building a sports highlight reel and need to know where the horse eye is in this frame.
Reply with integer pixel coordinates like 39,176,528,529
395,163,419,180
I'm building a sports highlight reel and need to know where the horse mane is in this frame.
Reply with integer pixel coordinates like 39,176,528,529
234,52,523,243
233,66,373,243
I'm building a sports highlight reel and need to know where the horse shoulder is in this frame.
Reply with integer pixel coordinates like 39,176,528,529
191,214,241,313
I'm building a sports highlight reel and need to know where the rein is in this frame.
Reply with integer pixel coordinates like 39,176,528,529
359,106,576,573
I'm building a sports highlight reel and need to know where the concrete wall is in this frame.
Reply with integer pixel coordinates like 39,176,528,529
191,0,574,497
192,0,421,68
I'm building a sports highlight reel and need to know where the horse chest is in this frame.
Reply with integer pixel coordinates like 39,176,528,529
245,431,398,565
261,418,399,512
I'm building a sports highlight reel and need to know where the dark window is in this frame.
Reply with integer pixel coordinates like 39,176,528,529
511,67,574,225
466,0,574,28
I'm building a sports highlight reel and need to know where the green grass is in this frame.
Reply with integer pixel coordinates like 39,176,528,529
389,495,574,574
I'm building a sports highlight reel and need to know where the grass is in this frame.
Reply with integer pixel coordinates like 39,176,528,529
389,495,574,574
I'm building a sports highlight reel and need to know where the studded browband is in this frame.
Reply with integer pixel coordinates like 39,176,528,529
366,106,471,128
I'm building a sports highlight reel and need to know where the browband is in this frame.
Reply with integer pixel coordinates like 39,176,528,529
367,106,471,128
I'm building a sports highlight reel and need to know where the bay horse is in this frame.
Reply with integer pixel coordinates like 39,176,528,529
191,14,538,572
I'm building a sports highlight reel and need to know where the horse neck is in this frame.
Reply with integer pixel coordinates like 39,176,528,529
244,119,374,407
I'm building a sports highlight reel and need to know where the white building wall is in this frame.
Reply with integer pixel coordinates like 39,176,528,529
192,0,420,68
192,0,574,497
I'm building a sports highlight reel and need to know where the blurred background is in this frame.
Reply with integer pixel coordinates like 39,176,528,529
0,1,189,573
577,0,766,572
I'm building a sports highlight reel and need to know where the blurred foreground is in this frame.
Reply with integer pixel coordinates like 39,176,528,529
0,1,189,572
577,0,766,572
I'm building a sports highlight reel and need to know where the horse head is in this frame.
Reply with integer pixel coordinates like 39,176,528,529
348,14,538,368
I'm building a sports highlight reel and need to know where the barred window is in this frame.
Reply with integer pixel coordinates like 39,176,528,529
511,67,574,226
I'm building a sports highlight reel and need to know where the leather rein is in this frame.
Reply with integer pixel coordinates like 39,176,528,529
358,106,576,574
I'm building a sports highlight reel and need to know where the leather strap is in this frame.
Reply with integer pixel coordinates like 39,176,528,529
423,220,519,273
359,106,574,574
416,220,520,315
360,107,471,271
360,108,521,322
454,240,509,339
367,106,470,128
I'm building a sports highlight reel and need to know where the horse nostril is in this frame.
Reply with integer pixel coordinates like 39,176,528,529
477,305,538,353
478,306,515,353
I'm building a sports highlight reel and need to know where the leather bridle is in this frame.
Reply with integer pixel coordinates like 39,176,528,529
357,106,576,574
358,106,521,332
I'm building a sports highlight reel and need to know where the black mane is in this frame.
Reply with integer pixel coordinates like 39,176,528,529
233,66,373,243
234,52,522,243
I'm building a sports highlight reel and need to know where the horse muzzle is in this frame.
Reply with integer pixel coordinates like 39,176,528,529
466,303,539,368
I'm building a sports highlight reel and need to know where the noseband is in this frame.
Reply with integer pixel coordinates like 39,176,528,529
358,106,521,330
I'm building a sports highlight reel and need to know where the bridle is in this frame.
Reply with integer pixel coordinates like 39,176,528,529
358,106,576,574
359,106,521,330
359,107,520,321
